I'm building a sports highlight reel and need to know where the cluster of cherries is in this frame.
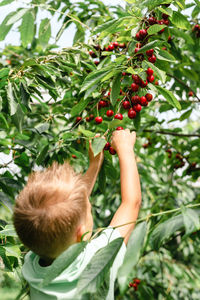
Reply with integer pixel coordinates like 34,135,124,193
166,149,185,169
129,278,141,291
192,24,200,38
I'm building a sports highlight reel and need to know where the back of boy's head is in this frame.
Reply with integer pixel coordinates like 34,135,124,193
13,161,87,259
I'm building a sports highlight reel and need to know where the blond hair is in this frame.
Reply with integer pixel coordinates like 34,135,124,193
13,161,87,259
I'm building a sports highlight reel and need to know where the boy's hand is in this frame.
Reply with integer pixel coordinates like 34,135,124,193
88,134,104,166
111,129,136,154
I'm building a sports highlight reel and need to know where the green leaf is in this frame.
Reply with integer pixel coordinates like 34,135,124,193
180,109,192,121
155,154,165,169
141,0,172,10
118,222,147,293
77,238,123,295
6,82,18,116
108,119,124,130
133,112,141,130
70,97,91,117
110,72,121,105
11,104,24,132
0,113,9,129
171,11,190,30
38,18,51,46
91,138,107,157
6,8,28,25
170,28,194,45
78,125,96,138
20,11,35,47
42,242,87,287
3,244,21,257
136,40,163,54
0,225,17,237
147,24,166,35
156,49,176,62
181,207,200,236
36,144,49,165
0,12,15,41
150,214,184,250
80,68,110,93
0,0,14,6
155,86,181,110
0,68,9,78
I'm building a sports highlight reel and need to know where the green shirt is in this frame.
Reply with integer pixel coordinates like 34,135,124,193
22,227,126,300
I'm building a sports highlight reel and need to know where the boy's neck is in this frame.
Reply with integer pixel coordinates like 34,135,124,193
39,257,54,267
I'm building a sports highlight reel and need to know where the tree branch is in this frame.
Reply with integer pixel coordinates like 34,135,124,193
166,73,200,102
143,129,200,138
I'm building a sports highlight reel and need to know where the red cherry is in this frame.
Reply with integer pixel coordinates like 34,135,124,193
146,49,154,56
140,80,148,88
105,46,109,51
86,117,90,122
6,59,11,65
145,93,153,101
89,114,94,120
122,72,127,76
108,44,114,51
162,13,169,20
133,283,138,291
119,43,126,48
158,20,164,25
148,17,157,25
131,83,139,92
147,75,154,83
95,116,103,124
89,50,97,58
194,24,200,31
148,55,156,63
140,96,148,106
163,19,169,26
146,68,154,76
136,42,142,48
116,126,124,130
72,154,77,159
99,100,107,108
131,95,140,104
104,142,111,150
114,113,123,120
120,89,123,95
76,116,82,123
94,60,99,65
106,110,114,117
113,41,119,48
154,80,159,85
122,100,131,109
109,147,116,155
135,47,140,53
168,36,172,42
136,32,141,41
128,108,137,119
188,91,194,97
139,29,147,39
108,91,111,96
132,74,141,84
133,104,142,112
134,278,141,284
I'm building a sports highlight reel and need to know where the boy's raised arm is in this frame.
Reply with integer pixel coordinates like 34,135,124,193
109,129,141,245
82,139,104,197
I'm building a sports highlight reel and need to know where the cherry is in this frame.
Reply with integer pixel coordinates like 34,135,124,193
145,93,153,101
86,117,90,122
76,116,82,123
128,108,137,119
133,104,142,112
154,80,159,85
89,50,97,58
134,278,141,285
94,60,99,65
163,19,169,25
139,29,147,39
136,42,142,48
114,113,123,120
136,32,141,41
113,41,119,48
122,72,127,76
168,36,172,42
109,147,116,155
116,126,124,130
105,46,109,51
132,283,138,291
108,91,111,96
148,55,156,63
147,75,154,83
89,114,94,120
120,89,123,95
131,83,139,92
188,91,194,97
104,142,111,150
106,110,114,117
95,116,103,124
146,49,154,56
122,101,131,109
131,95,140,104
143,143,149,148
132,75,141,84
140,96,148,106
108,44,114,51
72,154,77,159
119,43,126,48
135,47,140,53
6,59,11,64
99,100,108,108
148,17,157,25
146,68,154,76
140,80,148,88
162,13,169,20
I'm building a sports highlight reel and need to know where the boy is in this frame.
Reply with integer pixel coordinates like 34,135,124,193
13,129,141,299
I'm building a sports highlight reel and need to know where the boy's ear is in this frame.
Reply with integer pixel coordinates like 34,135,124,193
76,224,86,242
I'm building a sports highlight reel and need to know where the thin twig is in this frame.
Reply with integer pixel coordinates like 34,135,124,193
166,73,200,102
143,129,200,138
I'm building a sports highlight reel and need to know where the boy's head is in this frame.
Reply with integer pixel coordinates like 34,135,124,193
13,162,93,260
